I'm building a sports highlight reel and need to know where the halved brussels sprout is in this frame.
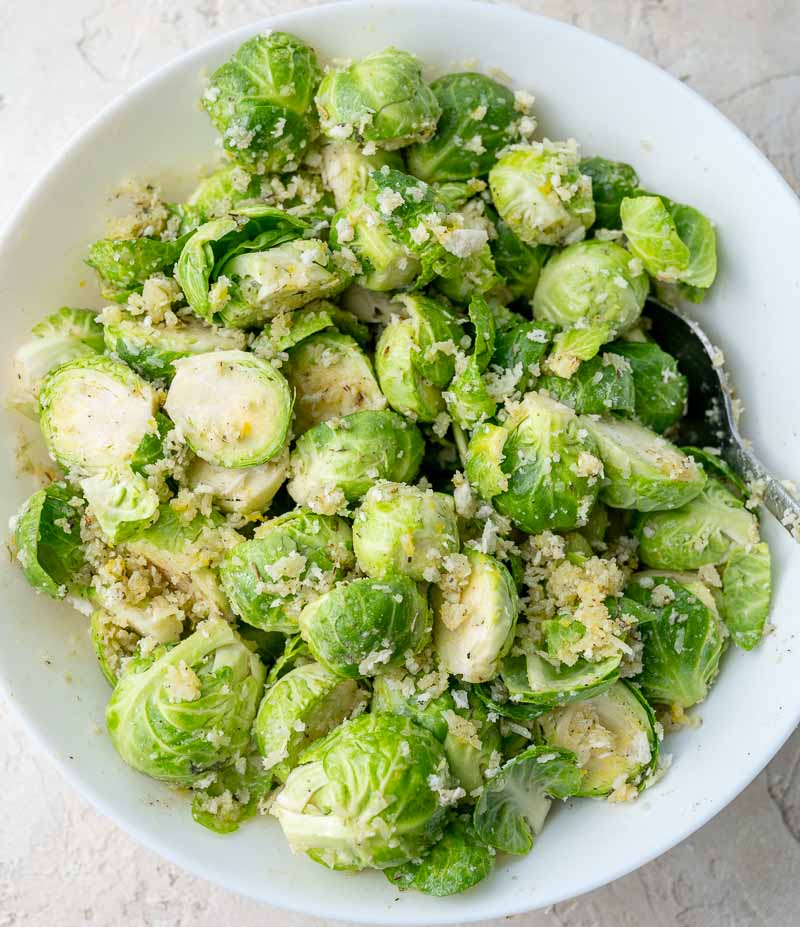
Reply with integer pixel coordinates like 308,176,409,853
626,573,726,708
102,312,246,381
488,208,551,302
191,748,273,835
466,393,602,534
353,481,459,580
537,352,636,416
375,293,462,422
186,450,289,515
13,483,85,598
490,318,555,394
620,195,717,289
271,713,449,870
579,156,640,230
472,745,583,854
433,550,518,683
299,575,430,678
581,416,706,512
606,339,688,433
165,350,292,468
180,164,264,227
406,73,519,183
12,307,103,416
316,49,441,149
287,410,425,513
722,542,771,651
320,141,404,209
385,816,494,896
91,609,141,686
329,201,422,292
284,330,385,434
124,504,232,616
488,141,595,246
202,32,321,172
501,650,621,711
254,661,364,781
532,241,649,363
539,681,658,797
220,239,354,328
79,467,160,544
433,199,499,304
86,235,188,301
106,616,265,784
444,295,498,429
635,478,760,570
39,355,160,473
219,510,354,633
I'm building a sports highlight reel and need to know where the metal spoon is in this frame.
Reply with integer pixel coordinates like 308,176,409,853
645,299,800,539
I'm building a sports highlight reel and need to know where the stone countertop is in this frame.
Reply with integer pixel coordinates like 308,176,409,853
1,1,798,925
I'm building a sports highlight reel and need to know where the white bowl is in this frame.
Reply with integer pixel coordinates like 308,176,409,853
1,1,799,922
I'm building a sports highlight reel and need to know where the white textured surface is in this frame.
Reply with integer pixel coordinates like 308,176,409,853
1,1,799,924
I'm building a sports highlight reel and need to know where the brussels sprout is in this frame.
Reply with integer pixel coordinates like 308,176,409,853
500,650,621,712
620,195,717,289
13,483,85,598
186,450,289,515
635,478,760,570
488,141,595,246
79,467,160,544
466,393,602,534
537,352,636,415
488,208,551,301
606,339,688,433
364,167,485,287
580,416,706,512
271,713,449,870
445,295,498,429
539,681,658,797
12,307,103,416
472,745,583,854
91,610,141,686
353,481,459,580
406,72,519,182
532,242,649,365
219,239,354,328
284,330,385,434
267,634,314,686
316,49,441,149
191,748,273,835
254,662,364,781
490,319,555,394
165,350,292,468
124,504,232,616
102,312,247,381
180,164,264,227
39,355,160,473
86,235,188,301
202,32,321,172
287,410,425,513
385,816,494,896
320,141,404,209
626,573,726,708
722,542,771,651
680,446,747,496
299,575,430,678
330,200,422,292
579,156,640,230
375,293,462,422
106,616,265,784
251,303,337,358
219,510,354,633
433,199,499,304
433,550,518,683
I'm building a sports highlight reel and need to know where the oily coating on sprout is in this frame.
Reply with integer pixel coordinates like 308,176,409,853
8,25,773,897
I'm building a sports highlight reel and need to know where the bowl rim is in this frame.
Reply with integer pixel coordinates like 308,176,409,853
2,0,799,922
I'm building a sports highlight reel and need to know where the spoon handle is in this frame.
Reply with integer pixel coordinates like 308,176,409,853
723,439,800,540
